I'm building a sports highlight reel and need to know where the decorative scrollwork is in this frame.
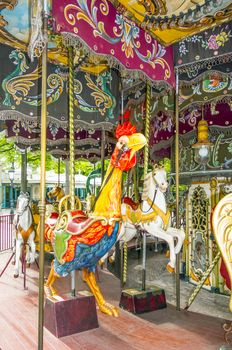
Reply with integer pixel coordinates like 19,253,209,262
191,186,208,234
212,193,232,312
0,0,17,26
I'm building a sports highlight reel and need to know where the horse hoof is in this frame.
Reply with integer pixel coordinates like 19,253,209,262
165,250,170,258
166,264,175,273
109,256,115,264
98,259,104,269
14,273,19,278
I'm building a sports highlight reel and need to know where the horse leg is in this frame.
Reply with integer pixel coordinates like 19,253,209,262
110,223,136,264
22,244,28,290
144,225,176,272
166,227,185,255
14,238,22,278
28,233,36,264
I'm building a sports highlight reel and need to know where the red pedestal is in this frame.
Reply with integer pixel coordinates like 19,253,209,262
44,292,99,337
119,287,166,314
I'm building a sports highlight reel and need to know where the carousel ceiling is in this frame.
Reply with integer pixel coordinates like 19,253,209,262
1,0,232,164
111,0,232,45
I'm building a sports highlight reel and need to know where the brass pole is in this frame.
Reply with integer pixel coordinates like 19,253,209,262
144,83,151,178
133,166,139,202
142,83,151,291
101,129,105,185
58,157,61,186
21,148,27,193
68,46,76,297
185,252,221,310
68,46,75,210
38,11,48,350
175,69,180,311
126,170,130,197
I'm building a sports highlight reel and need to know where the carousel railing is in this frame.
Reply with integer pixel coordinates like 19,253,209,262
0,214,14,251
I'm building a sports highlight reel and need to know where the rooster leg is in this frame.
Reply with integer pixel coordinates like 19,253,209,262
44,261,59,297
82,268,119,317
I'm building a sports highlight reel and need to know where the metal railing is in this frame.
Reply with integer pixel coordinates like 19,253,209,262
0,214,14,251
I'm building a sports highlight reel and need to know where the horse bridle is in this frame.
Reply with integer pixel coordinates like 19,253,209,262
141,170,158,214
50,187,61,197
15,197,30,230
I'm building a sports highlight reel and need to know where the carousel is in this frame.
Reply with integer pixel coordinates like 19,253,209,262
0,1,232,349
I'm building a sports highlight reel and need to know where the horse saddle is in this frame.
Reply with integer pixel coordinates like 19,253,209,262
123,198,170,229
123,197,140,210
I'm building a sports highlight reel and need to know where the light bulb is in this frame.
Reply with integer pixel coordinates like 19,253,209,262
198,145,209,158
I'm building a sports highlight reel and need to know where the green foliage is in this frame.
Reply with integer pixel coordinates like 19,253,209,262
74,160,94,176
27,151,66,173
158,157,171,173
95,159,110,171
0,134,20,167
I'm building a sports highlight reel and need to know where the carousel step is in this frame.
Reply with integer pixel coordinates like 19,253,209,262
44,292,99,337
119,287,166,314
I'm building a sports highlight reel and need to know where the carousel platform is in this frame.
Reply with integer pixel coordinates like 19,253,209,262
0,251,229,350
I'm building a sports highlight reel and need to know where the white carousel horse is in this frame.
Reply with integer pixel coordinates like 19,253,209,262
13,192,36,278
102,165,185,272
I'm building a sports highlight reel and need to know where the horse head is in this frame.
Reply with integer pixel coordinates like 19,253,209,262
47,185,64,201
152,164,168,193
16,192,30,216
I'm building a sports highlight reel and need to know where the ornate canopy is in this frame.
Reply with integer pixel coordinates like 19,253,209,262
110,0,232,46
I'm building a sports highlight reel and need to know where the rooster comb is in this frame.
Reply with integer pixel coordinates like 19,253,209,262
116,109,137,139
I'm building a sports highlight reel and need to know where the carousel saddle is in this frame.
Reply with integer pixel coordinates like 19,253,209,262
123,197,140,210
53,210,108,264
123,198,170,229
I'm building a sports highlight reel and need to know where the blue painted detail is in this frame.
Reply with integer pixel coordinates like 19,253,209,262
54,221,120,276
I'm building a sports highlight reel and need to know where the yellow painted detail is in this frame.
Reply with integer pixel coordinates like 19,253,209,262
123,198,170,229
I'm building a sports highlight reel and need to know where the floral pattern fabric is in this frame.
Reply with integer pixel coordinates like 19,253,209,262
174,23,232,67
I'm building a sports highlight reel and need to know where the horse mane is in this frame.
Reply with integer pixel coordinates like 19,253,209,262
142,172,153,200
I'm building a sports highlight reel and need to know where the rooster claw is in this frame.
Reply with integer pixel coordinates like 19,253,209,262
98,302,119,317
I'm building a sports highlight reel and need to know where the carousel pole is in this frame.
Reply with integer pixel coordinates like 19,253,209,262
58,157,61,186
101,129,105,184
68,46,76,296
21,148,27,193
38,4,48,349
142,82,151,291
175,69,181,311
133,165,139,202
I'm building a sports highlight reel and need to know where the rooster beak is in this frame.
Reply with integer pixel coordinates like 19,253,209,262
127,133,147,160
127,133,147,152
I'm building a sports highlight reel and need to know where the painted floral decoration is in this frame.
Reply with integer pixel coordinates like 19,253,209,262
203,30,231,50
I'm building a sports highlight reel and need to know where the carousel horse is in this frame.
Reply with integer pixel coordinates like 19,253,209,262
47,185,65,202
13,192,36,278
102,165,185,272
44,120,146,316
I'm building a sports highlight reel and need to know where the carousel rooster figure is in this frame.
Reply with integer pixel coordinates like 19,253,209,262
45,116,146,316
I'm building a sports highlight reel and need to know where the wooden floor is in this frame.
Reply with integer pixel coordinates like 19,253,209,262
0,251,229,350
